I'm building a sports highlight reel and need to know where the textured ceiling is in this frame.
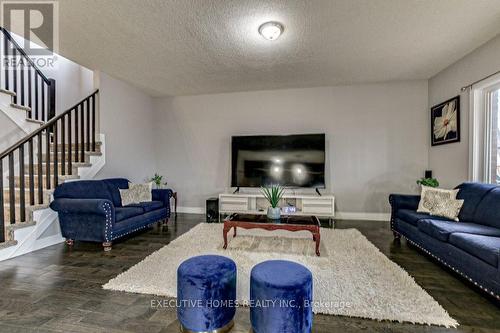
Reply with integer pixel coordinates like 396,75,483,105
57,0,500,96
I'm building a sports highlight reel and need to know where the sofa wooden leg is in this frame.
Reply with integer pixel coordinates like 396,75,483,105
65,239,74,246
102,242,112,251
393,231,401,240
163,218,169,225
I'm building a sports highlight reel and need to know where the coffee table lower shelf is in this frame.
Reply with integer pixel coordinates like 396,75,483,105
222,214,321,256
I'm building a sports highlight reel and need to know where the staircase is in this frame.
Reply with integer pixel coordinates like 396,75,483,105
0,27,105,258
0,89,103,254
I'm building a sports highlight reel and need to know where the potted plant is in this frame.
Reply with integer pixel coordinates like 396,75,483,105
261,185,284,220
416,177,439,188
150,173,168,189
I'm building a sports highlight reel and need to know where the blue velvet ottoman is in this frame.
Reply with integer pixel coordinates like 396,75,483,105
177,255,237,333
250,260,313,333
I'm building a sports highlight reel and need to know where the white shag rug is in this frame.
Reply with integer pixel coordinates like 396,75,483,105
103,223,458,327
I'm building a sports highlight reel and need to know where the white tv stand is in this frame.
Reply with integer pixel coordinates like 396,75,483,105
218,191,335,225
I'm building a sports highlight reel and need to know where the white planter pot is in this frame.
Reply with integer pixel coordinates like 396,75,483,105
267,207,281,220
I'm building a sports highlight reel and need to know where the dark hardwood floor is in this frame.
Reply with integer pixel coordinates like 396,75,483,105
0,214,498,332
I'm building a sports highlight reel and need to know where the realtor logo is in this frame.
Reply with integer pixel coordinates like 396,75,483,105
1,0,59,55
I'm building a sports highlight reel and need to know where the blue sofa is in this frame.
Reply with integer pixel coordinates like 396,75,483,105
50,178,172,251
390,182,500,300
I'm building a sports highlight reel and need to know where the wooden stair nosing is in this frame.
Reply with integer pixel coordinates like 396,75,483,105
22,162,91,175
10,103,31,112
2,188,52,204
0,88,16,96
0,240,18,250
25,118,44,125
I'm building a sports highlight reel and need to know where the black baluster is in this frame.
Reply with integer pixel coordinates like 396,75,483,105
12,49,17,104
68,111,72,174
48,79,56,120
35,75,39,121
28,65,32,117
86,98,90,151
53,122,58,187
4,36,9,90
45,125,51,189
74,107,79,163
41,81,45,122
92,94,96,151
37,132,43,204
19,145,25,222
20,57,24,106
0,160,4,242
8,152,15,224
80,103,84,162
28,139,34,206
61,115,65,175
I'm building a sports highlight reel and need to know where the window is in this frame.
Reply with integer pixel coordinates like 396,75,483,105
489,89,500,183
470,75,500,184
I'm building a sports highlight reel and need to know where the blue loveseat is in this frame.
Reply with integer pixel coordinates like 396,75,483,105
50,178,172,251
390,182,500,300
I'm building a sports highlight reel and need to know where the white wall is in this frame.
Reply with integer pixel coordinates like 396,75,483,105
95,72,157,183
44,56,94,114
428,34,500,187
0,112,26,151
8,31,94,114
153,81,429,216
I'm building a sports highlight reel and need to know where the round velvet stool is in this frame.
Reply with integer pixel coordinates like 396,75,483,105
250,260,313,333
177,255,237,333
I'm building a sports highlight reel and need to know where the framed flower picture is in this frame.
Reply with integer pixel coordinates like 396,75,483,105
431,95,460,146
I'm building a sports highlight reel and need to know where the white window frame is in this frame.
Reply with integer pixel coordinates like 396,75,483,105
469,73,500,182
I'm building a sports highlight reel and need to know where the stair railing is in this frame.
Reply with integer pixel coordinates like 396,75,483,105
0,26,56,122
0,90,99,242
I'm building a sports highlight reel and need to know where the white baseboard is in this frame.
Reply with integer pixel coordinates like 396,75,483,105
335,212,390,221
176,206,205,214
176,206,390,221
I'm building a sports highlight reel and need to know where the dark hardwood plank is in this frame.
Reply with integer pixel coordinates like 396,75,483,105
0,214,497,333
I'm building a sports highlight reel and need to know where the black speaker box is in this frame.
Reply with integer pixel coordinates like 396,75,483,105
206,198,219,222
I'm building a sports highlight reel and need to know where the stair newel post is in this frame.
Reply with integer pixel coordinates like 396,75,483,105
80,103,85,162
67,111,72,174
19,145,25,222
8,152,15,223
86,98,90,152
91,94,96,151
45,125,51,189
61,115,65,176
48,78,56,120
53,121,58,188
0,160,4,242
28,139,34,206
74,107,79,163
37,132,43,204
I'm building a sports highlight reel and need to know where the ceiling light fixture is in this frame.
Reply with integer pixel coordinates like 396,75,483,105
258,21,284,41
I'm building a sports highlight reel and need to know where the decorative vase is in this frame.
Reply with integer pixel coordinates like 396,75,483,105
267,207,281,220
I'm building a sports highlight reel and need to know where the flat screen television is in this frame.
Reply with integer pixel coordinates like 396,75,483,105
231,133,326,188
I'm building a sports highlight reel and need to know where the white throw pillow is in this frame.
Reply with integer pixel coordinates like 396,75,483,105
119,182,153,206
430,198,464,221
417,186,459,214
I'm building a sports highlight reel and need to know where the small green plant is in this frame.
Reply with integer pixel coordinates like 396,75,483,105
261,185,285,208
416,177,439,188
150,173,167,189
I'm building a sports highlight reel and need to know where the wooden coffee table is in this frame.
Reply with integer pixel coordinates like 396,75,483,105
223,213,321,256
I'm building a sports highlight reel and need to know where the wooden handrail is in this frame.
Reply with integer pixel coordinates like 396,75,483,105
0,90,99,160
0,26,50,83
